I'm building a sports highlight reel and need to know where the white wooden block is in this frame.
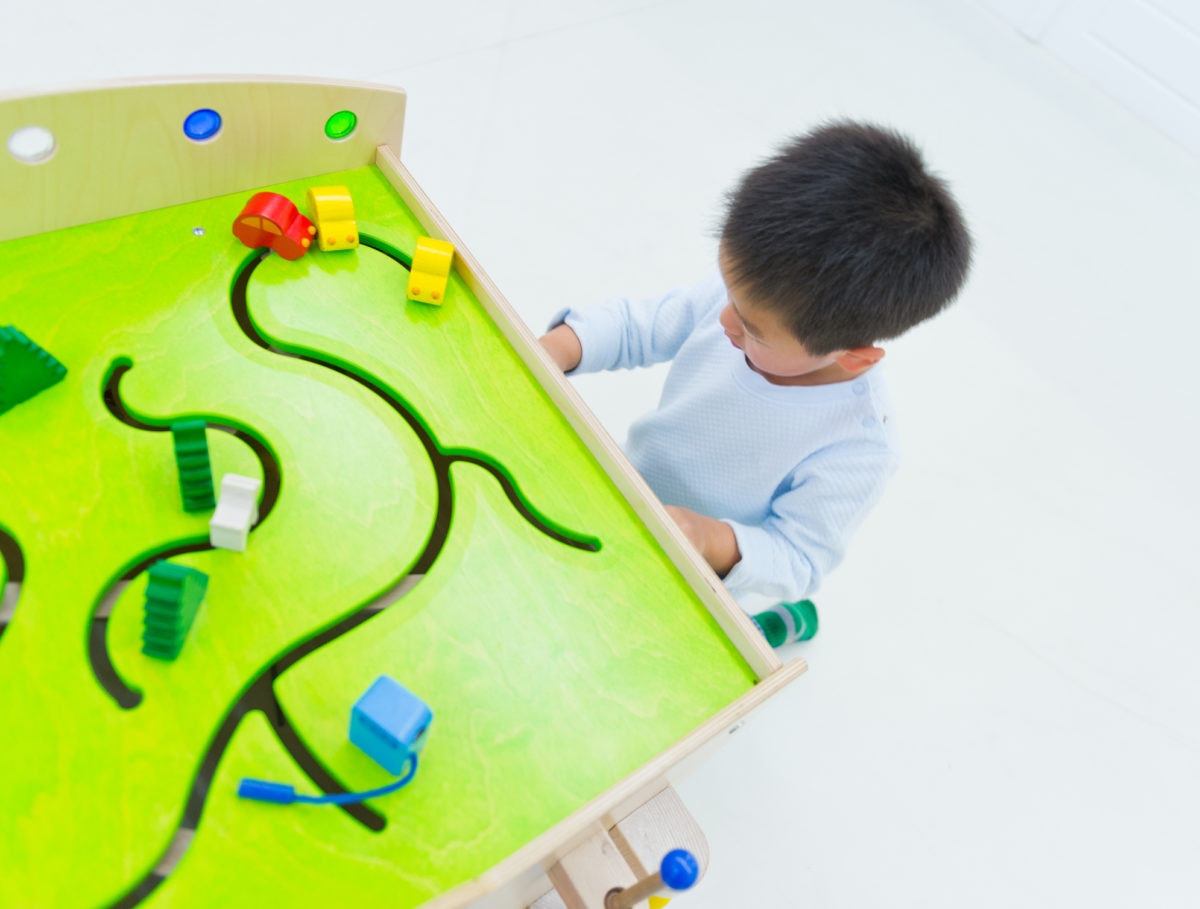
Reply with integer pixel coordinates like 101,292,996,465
209,474,261,552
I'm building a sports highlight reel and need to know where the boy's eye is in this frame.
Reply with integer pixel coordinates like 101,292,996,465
728,300,768,345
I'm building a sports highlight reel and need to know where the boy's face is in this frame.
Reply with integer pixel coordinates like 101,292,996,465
718,253,844,385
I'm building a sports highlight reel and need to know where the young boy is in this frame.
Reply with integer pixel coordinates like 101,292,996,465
540,121,972,642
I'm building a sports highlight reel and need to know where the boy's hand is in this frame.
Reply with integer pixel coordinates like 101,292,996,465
538,324,583,373
663,505,741,578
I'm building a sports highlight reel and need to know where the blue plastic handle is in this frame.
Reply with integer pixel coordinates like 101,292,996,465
237,755,418,807
237,779,297,804
661,849,700,891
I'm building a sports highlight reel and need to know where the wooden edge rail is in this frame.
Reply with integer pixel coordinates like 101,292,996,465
374,144,781,681
529,785,711,909
423,656,807,909
0,77,804,908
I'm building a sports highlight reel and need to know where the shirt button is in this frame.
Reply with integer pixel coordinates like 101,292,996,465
852,382,867,395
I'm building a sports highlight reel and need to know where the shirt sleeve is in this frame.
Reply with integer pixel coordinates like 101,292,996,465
720,440,899,603
547,274,725,374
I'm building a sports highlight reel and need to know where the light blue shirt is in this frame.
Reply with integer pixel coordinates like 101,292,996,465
554,274,900,603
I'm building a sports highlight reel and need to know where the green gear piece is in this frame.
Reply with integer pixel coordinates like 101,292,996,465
752,599,819,647
171,420,216,512
0,326,67,416
142,560,209,661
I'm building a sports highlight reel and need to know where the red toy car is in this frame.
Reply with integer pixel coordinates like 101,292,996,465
232,192,316,261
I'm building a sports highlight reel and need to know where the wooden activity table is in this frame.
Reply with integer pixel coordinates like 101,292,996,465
0,77,806,909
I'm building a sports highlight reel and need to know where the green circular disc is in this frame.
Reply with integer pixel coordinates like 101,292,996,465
324,110,358,141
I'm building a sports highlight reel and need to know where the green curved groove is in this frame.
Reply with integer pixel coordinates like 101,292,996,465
102,356,133,396
87,533,212,708
444,448,602,552
232,244,600,554
261,328,599,552
92,356,284,707
103,356,283,462
0,523,23,645
359,233,413,269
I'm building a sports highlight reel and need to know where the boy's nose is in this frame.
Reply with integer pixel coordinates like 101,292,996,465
718,304,740,336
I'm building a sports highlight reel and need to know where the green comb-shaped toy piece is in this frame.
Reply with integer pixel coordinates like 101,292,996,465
142,560,209,661
171,420,216,512
0,326,67,416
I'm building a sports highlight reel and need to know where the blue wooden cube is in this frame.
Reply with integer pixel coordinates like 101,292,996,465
348,675,433,775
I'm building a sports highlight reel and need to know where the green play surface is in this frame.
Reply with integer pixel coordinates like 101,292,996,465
0,165,757,908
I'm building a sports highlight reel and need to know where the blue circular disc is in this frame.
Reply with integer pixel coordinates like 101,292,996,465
661,849,700,890
183,108,222,142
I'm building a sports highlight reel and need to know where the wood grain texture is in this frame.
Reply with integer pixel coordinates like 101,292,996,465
547,828,638,909
0,76,405,242
608,786,709,881
0,76,808,908
0,179,434,907
374,146,782,680
530,785,709,909
0,163,782,908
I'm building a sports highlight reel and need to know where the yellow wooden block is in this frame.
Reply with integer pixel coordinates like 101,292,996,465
307,184,358,251
407,235,455,305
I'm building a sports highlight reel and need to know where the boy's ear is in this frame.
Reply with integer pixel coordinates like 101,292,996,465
835,346,886,374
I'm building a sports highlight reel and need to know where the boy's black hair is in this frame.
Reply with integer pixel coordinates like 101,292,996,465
720,121,972,354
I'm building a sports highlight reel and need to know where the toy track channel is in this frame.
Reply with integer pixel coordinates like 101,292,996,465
104,238,601,909
90,361,283,709
0,526,24,643
232,240,601,556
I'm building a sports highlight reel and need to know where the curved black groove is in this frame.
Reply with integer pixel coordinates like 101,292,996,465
90,541,211,709
447,454,600,551
0,527,25,643
233,243,598,552
89,363,284,707
108,670,386,909
109,236,602,907
359,232,412,269
102,361,282,521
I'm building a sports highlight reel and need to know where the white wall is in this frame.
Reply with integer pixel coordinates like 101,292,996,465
985,0,1200,157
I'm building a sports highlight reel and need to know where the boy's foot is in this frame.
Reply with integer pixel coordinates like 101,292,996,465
751,599,819,647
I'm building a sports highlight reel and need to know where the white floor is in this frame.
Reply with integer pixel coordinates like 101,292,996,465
4,1,1199,906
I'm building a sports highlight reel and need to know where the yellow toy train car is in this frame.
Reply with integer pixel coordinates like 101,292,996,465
407,235,455,305
306,184,358,251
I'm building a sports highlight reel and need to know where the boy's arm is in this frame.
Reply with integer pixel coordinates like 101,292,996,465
539,323,583,373
542,274,725,374
718,442,898,603
663,505,741,578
